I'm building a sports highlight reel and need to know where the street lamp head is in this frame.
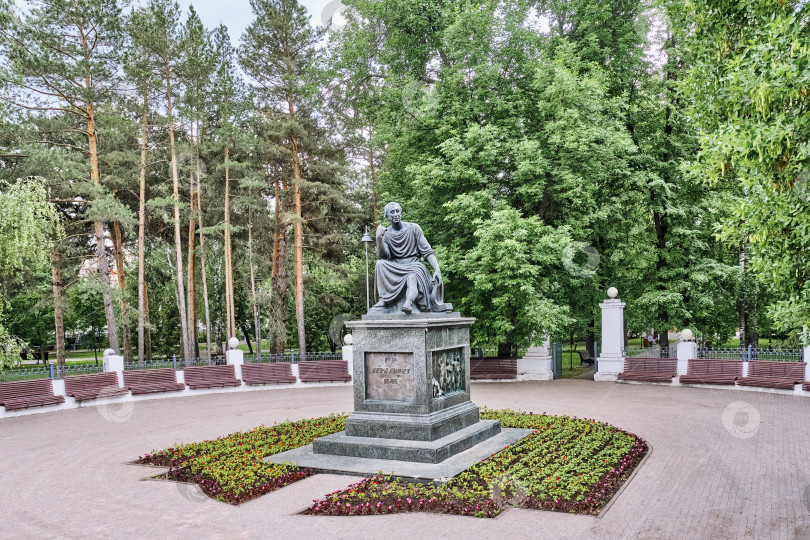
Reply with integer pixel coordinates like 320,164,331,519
255,274,263,284
361,225,372,244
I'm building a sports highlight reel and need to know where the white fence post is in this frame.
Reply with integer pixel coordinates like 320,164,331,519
342,334,354,378
102,348,125,387
804,344,810,381
676,329,696,376
594,287,625,382
226,338,244,380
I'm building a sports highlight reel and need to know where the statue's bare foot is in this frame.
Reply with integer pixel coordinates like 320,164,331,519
372,300,386,308
401,301,413,314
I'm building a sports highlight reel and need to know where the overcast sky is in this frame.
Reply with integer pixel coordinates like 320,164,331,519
176,0,339,42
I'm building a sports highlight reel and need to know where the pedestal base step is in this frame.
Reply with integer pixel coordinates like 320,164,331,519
264,427,533,482
313,419,501,464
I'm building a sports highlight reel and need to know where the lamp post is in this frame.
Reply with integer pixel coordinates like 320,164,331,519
255,274,263,361
361,226,373,311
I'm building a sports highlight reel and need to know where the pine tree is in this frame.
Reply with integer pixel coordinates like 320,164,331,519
240,0,325,358
0,0,130,353
139,0,193,360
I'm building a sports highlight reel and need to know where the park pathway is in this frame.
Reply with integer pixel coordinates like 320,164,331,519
1,380,808,539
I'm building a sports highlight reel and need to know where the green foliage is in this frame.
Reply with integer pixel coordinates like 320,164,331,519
0,177,59,369
675,0,810,335
0,178,58,277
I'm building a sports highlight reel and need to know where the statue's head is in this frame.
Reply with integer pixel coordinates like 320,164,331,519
384,202,402,224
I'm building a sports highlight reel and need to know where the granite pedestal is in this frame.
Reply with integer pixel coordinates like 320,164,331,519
311,312,501,465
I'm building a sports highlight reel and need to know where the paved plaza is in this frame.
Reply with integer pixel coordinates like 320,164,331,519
2,380,809,539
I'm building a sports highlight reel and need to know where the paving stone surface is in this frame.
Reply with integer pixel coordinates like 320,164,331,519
1,380,809,539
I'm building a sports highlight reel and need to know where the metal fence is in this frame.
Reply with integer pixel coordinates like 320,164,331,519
697,346,804,362
247,351,343,364
0,363,105,382
123,356,226,371
623,346,677,359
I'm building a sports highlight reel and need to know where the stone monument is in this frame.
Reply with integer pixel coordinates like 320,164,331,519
267,203,530,479
312,203,502,464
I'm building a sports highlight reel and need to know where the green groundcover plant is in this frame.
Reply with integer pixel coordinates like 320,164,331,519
137,409,647,515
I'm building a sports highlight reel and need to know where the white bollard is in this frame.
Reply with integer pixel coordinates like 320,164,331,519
594,288,626,382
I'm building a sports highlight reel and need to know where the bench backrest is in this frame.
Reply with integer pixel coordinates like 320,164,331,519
123,368,179,387
298,360,349,375
623,357,677,372
0,378,55,401
748,360,806,379
184,365,236,383
471,358,517,370
64,372,120,394
242,363,294,378
686,359,743,376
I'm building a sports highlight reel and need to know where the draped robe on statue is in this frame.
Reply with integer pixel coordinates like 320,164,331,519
375,222,445,312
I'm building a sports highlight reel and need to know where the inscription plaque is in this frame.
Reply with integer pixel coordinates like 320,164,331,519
365,352,415,402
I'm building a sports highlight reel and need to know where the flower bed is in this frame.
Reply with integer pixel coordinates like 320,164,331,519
135,409,647,515
305,409,648,517
136,414,347,504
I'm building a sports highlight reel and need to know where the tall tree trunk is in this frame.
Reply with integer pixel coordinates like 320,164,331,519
52,249,65,378
143,278,152,361
653,51,675,354
166,60,192,360
88,104,119,353
112,220,132,362
270,176,288,354
137,90,148,364
288,97,306,359
369,136,378,226
187,169,198,358
196,153,213,362
248,216,260,359
80,26,118,353
223,145,236,340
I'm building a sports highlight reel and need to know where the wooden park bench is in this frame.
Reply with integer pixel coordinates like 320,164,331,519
241,363,296,386
0,378,65,410
183,365,241,390
470,358,517,380
123,368,185,395
298,360,352,383
738,360,807,390
64,372,128,402
679,359,742,386
577,350,595,367
618,357,677,383
803,381,810,392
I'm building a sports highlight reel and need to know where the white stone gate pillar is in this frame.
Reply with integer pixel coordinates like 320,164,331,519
517,337,553,381
594,288,625,382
